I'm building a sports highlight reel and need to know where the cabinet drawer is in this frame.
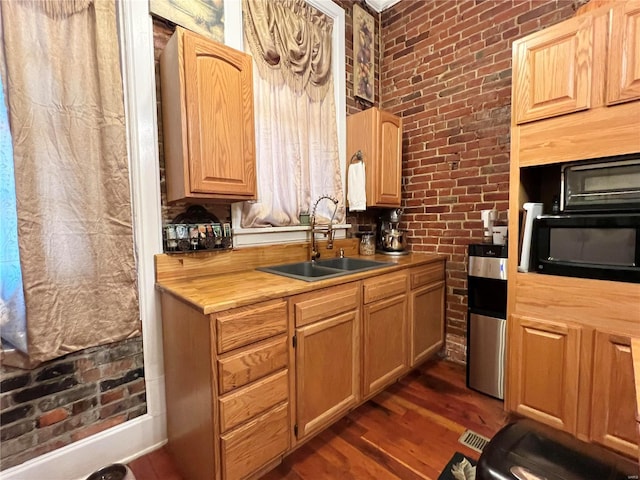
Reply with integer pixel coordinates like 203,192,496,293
363,271,408,304
218,335,288,394
410,261,444,289
219,369,288,433
293,283,359,328
220,402,289,480
215,299,287,354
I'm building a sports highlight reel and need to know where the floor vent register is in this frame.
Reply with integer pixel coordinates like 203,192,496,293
458,429,490,453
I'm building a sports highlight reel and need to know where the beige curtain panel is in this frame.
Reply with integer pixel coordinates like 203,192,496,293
243,0,333,102
0,0,140,366
240,0,344,228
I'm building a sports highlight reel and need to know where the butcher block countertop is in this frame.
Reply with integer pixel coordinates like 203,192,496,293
155,239,444,315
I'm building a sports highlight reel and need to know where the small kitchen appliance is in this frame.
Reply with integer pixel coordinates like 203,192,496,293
532,212,640,283
481,209,497,243
377,208,408,255
561,153,640,212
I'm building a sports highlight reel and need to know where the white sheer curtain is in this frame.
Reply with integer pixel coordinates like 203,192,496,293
241,0,345,227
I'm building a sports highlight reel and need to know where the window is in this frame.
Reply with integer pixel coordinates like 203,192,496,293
231,0,347,247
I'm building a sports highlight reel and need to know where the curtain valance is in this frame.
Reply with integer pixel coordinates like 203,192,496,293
21,0,93,18
243,0,333,102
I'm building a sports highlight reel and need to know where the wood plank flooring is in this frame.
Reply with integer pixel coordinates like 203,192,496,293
129,359,508,480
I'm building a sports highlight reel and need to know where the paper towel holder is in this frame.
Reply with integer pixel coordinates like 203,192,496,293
350,150,364,163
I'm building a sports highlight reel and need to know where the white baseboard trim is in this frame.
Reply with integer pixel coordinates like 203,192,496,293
1,413,166,480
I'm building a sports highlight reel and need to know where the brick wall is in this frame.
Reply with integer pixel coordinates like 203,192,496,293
378,0,586,362
0,337,145,470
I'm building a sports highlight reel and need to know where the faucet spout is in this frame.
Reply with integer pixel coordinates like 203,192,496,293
309,195,339,260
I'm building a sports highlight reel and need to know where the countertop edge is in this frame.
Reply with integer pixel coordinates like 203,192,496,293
155,253,445,315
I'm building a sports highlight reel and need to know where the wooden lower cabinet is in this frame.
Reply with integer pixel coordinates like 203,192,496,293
294,311,360,439
362,271,409,397
291,283,360,440
409,280,445,366
509,314,581,434
220,403,289,480
162,294,291,480
161,260,448,479
590,331,639,458
409,263,445,367
509,313,640,459
362,294,409,396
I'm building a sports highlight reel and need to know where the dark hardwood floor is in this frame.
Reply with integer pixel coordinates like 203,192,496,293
128,359,508,480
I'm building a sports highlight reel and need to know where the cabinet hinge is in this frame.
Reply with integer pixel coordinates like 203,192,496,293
292,335,297,348
294,424,298,437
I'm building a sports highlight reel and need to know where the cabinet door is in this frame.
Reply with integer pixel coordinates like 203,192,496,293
607,0,640,105
512,15,593,124
220,403,289,480
363,294,409,397
590,331,639,458
295,310,359,439
409,281,445,367
632,338,640,464
375,110,402,206
182,29,256,198
509,315,581,434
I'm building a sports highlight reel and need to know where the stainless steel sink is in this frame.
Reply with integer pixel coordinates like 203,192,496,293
257,257,392,282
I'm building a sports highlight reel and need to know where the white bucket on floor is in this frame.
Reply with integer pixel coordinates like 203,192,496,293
85,463,136,480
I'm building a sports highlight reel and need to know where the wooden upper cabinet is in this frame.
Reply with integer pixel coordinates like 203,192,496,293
590,331,639,458
607,0,640,105
347,107,403,207
512,15,593,124
160,27,257,203
509,315,581,435
377,110,403,206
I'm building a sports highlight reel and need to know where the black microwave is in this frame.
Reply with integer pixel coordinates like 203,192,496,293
532,213,640,283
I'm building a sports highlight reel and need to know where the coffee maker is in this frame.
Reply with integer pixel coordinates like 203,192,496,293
377,208,408,255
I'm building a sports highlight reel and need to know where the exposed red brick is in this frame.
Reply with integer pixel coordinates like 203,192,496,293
380,0,577,363
37,408,69,428
70,415,127,442
127,379,146,396
100,387,125,405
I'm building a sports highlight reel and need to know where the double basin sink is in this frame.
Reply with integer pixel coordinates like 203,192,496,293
258,257,393,282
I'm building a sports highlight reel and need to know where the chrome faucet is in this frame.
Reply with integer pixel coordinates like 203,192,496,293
310,195,339,261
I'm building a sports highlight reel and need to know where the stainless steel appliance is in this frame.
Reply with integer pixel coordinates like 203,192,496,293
377,208,408,255
532,212,640,283
467,244,507,400
561,154,640,212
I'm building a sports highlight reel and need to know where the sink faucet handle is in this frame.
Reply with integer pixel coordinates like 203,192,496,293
338,248,345,258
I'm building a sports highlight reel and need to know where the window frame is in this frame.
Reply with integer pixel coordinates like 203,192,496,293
230,0,348,248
